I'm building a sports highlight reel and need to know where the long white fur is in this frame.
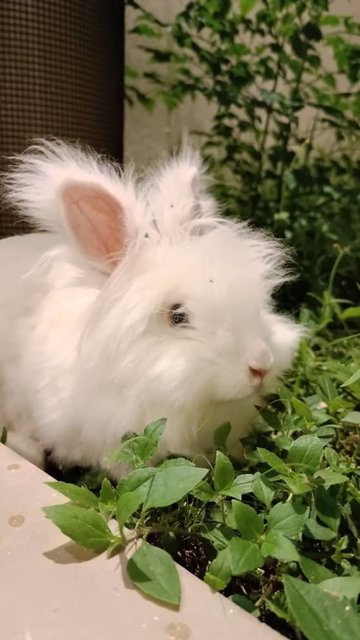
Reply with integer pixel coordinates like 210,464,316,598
0,140,303,472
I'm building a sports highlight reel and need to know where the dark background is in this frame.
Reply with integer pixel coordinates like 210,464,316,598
0,0,124,238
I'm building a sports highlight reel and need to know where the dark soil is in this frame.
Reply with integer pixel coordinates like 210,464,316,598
147,532,210,580
148,531,301,640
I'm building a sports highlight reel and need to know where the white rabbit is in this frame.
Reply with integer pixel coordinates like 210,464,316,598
0,140,302,472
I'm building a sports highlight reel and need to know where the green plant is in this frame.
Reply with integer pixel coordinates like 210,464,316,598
125,0,360,310
45,297,360,639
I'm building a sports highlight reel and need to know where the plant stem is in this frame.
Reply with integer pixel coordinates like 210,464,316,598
125,524,201,546
327,248,346,296
277,58,306,212
250,53,283,218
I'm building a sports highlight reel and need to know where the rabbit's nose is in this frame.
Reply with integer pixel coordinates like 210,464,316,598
247,342,273,380
248,366,269,380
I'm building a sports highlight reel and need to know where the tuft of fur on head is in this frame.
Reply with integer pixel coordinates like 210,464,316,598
3,138,294,304
141,146,290,294
141,146,219,238
4,139,290,285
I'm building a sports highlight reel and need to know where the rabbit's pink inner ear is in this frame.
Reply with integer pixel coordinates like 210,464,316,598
62,183,125,269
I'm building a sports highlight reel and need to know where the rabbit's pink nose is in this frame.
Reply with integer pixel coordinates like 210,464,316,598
249,366,269,380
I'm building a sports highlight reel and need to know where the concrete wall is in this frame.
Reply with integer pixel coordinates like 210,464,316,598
124,0,359,166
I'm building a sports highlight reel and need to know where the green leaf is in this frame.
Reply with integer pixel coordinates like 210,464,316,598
283,576,360,640
204,546,232,591
200,523,236,551
43,504,113,550
229,594,257,614
261,531,299,562
143,418,167,442
265,595,291,624
213,451,234,491
256,448,290,474
144,462,207,509
317,376,339,403
124,65,139,79
305,518,337,541
108,418,167,468
319,576,360,600
288,435,325,471
314,469,348,487
303,22,322,43
292,397,313,421
220,474,254,499
213,422,231,450
343,411,360,425
315,487,340,532
340,306,360,320
117,467,156,496
341,368,360,387
268,502,309,538
278,473,312,495
159,457,196,469
239,0,258,17
257,406,281,430
320,15,341,27
191,480,216,501
131,23,161,38
324,448,340,467
299,555,335,583
228,538,264,575
46,482,98,509
127,541,181,607
252,474,274,508
116,492,143,528
99,478,117,508
232,500,264,539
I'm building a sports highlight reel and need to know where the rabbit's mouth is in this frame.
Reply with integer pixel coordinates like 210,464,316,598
211,377,266,403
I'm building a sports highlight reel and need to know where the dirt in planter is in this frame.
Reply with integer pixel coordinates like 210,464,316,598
148,532,210,580
258,610,300,640
148,532,302,640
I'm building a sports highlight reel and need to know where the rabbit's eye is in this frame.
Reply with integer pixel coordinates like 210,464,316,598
168,303,189,327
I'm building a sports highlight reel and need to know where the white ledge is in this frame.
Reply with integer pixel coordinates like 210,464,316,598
0,444,283,640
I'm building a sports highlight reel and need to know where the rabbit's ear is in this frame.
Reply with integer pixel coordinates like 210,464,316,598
144,148,219,238
4,140,139,270
62,182,126,269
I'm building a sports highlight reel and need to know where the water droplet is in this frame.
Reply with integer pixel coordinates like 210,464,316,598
8,514,25,527
166,622,191,640
7,463,20,470
153,615,159,622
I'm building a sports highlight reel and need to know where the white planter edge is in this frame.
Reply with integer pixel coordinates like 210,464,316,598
0,444,284,640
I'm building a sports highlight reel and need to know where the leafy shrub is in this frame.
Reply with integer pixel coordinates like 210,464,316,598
45,297,360,640
125,0,360,310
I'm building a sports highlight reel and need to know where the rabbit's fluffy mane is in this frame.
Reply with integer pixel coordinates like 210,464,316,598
4,139,288,296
